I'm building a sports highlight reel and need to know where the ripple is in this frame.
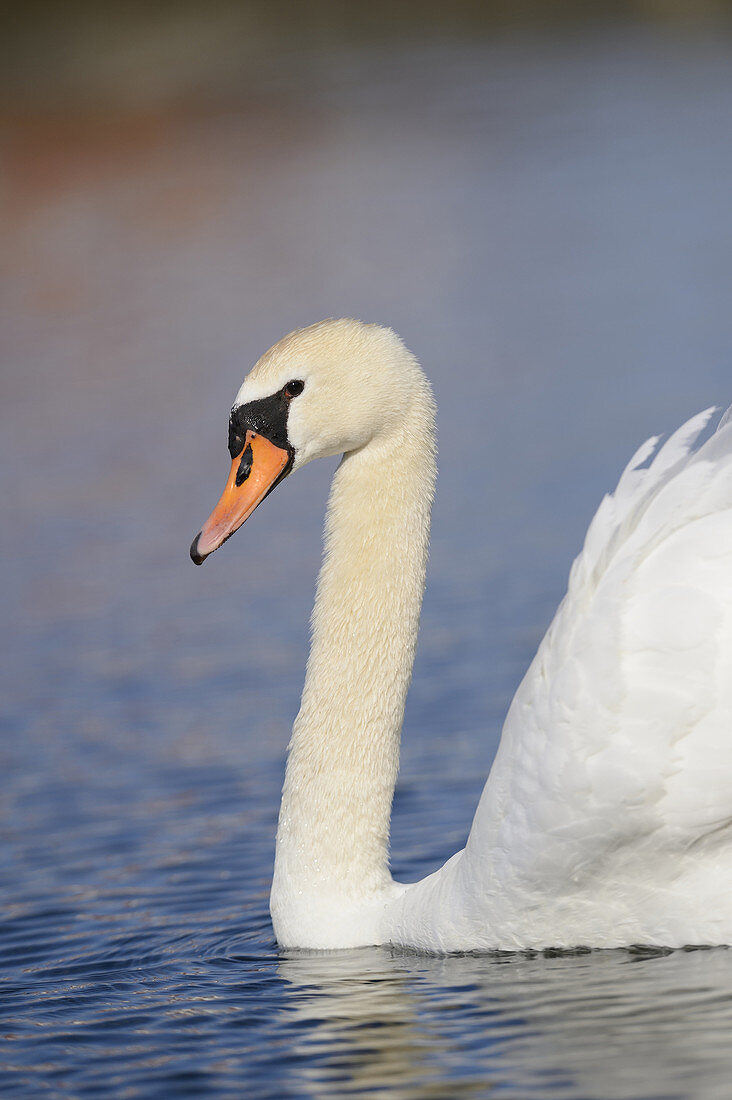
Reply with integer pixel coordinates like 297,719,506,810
5,23,732,1100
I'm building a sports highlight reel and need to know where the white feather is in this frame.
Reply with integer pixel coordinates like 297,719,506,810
387,402,732,950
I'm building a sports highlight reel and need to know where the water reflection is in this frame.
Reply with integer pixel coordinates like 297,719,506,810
279,947,732,1099
280,949,436,1098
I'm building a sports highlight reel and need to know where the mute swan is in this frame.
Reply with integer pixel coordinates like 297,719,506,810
191,318,732,952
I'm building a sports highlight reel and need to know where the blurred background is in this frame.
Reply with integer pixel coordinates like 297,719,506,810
4,3,732,1097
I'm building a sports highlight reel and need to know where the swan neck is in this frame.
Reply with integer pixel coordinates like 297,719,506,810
272,393,436,945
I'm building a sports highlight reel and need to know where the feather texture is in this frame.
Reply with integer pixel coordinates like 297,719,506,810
385,405,732,950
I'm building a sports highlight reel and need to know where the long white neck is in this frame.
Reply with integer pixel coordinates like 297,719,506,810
270,387,436,948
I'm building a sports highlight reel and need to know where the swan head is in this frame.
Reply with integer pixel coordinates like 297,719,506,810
190,318,427,564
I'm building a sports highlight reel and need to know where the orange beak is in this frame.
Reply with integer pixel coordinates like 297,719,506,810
190,430,291,564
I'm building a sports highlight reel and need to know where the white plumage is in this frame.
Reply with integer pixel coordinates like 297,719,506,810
195,319,732,952
386,404,732,951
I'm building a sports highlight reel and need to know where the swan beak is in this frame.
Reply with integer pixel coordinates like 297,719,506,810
190,431,291,564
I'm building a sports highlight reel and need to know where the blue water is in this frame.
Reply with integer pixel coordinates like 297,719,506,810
4,26,732,1099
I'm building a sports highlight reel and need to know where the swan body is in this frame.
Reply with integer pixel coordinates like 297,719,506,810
192,319,732,952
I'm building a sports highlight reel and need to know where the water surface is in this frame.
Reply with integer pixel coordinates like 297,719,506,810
3,26,732,1099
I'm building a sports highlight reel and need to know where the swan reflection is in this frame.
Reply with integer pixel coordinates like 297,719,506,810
278,947,732,1099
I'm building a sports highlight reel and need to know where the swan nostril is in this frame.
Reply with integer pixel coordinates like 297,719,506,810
236,442,254,486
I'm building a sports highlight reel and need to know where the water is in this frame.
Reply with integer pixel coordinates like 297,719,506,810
4,25,732,1099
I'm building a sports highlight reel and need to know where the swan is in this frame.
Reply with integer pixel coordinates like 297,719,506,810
190,318,732,952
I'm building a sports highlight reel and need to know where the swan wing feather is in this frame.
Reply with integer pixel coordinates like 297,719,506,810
387,407,732,950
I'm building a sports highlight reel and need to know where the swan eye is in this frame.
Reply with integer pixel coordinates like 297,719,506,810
284,379,304,399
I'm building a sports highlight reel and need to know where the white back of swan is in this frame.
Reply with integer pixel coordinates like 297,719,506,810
384,404,732,951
